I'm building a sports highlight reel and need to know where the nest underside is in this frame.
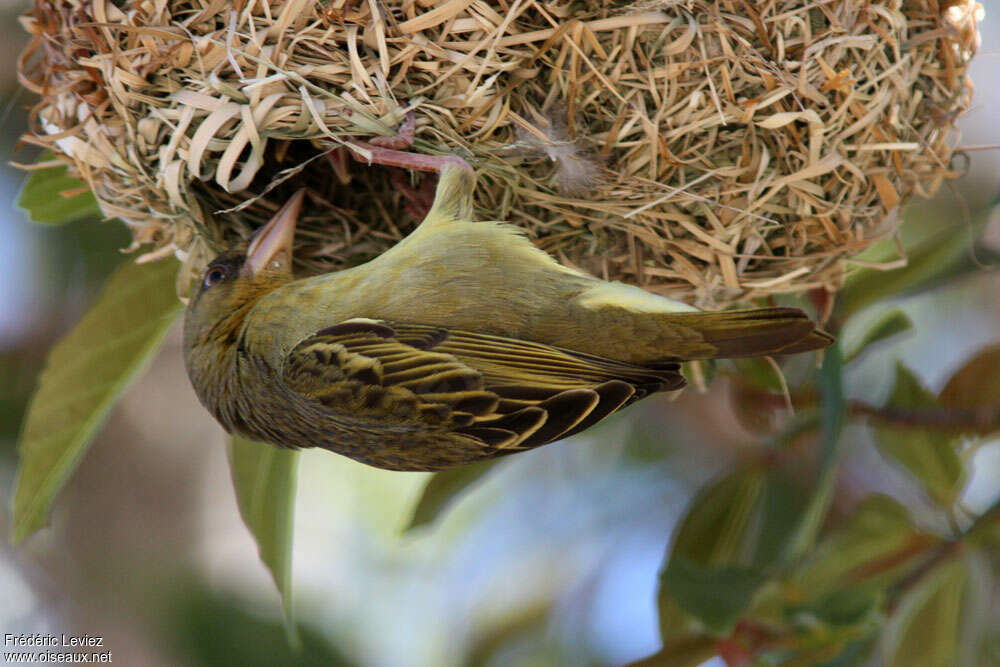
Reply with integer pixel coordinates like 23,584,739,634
19,0,980,305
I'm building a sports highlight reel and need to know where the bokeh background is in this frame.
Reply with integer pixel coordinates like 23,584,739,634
1,3,998,666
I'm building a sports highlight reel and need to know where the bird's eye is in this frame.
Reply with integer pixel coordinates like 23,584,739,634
203,266,228,289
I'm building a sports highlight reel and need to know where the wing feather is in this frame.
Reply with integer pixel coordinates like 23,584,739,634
282,318,684,454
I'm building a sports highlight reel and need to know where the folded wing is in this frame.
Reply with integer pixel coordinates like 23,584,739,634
282,318,684,453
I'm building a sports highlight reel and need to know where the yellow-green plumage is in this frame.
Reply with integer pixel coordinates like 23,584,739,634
184,164,831,471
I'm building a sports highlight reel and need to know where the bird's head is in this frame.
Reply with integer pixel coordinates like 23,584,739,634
183,191,305,412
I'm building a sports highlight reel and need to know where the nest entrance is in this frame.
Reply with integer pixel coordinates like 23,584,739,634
190,141,436,276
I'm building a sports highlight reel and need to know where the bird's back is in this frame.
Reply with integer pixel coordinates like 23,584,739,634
250,209,827,367
250,214,595,354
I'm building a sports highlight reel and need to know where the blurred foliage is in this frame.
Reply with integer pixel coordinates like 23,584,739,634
624,202,1000,664
10,257,179,543
843,309,913,364
6,152,1000,667
0,208,128,456
0,349,50,450
939,344,1000,423
881,557,968,667
873,364,965,507
17,151,101,224
164,587,355,667
229,435,300,640
464,597,588,667
407,458,501,530
835,197,998,318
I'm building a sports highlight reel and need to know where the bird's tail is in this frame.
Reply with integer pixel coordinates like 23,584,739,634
664,308,833,360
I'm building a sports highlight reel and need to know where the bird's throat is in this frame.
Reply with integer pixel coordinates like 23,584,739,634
184,274,291,435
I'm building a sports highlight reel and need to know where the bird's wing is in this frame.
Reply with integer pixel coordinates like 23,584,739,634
282,318,684,451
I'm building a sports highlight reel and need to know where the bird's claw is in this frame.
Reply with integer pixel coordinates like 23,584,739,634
369,109,416,150
346,143,472,174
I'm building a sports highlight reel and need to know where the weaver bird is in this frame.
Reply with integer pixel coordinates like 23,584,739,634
184,148,832,471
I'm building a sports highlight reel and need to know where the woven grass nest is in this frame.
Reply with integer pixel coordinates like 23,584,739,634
19,0,981,306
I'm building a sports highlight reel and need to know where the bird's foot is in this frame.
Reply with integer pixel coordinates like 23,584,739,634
347,143,472,174
323,110,419,184
328,108,473,174
368,109,416,149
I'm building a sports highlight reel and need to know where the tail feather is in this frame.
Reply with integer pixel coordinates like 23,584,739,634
772,329,835,355
668,308,832,360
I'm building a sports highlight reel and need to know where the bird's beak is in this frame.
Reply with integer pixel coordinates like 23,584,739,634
244,190,305,277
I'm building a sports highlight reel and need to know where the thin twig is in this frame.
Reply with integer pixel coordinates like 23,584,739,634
738,382,1000,433
849,401,1000,433
887,497,1000,605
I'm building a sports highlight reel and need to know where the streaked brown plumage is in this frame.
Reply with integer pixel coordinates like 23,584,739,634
183,156,832,471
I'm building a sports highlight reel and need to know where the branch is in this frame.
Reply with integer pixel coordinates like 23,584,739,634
887,496,1000,606
850,401,1000,433
886,538,961,607
735,382,1000,433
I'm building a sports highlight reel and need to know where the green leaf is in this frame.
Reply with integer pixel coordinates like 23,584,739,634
799,585,883,631
10,258,180,543
882,558,968,667
646,594,719,666
820,342,846,461
405,458,500,531
167,587,355,667
229,436,300,644
657,465,811,636
836,208,990,317
628,638,717,667
661,555,767,634
656,468,766,637
845,310,913,364
786,345,845,559
764,636,878,667
779,497,935,657
873,363,965,506
979,634,1000,667
790,495,929,598
17,152,102,224
820,637,878,667
938,343,1000,435
756,586,882,665
669,467,767,565
753,473,811,566
674,465,816,569
729,357,785,393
